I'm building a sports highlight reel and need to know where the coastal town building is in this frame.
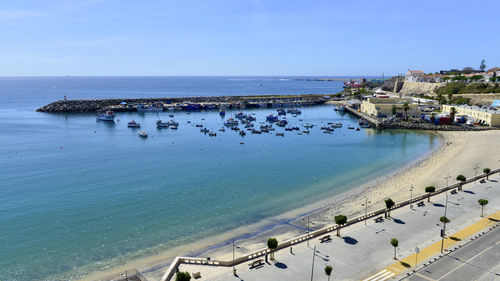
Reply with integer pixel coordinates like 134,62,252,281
442,104,500,127
405,70,425,82
361,97,420,118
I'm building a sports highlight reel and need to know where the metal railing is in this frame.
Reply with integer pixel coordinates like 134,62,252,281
161,168,499,281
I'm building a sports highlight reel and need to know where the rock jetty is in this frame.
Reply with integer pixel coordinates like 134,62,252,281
36,94,331,113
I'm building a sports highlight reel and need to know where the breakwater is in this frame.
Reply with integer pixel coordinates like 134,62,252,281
36,94,332,113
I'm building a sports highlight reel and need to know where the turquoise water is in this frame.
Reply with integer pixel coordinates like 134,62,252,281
0,77,437,280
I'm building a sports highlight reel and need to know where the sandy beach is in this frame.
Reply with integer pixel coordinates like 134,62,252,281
83,129,500,281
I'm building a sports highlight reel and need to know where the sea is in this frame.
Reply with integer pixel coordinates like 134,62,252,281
0,76,439,281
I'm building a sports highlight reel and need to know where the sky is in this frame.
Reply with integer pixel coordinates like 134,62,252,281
0,0,499,76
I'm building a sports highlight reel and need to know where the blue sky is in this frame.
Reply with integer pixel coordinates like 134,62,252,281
1,0,499,76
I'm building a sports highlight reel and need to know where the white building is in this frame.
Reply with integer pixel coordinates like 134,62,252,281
405,70,426,82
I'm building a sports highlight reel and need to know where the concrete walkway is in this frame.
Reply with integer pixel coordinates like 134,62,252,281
177,178,499,281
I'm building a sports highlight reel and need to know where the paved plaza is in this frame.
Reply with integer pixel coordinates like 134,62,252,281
177,176,500,281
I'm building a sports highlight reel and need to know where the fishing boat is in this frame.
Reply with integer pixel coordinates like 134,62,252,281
219,108,225,116
97,111,115,121
348,126,355,129
170,125,178,130
303,130,310,134
359,119,371,128
235,112,246,119
156,120,169,128
219,127,225,132
277,120,288,127
137,104,163,112
138,130,148,137
266,115,278,122
335,105,346,112
239,130,246,136
251,129,262,134
127,120,140,128
276,132,284,137
200,128,209,133
329,122,343,128
246,115,256,121
196,124,203,127
224,118,239,127
277,109,286,116
208,131,217,136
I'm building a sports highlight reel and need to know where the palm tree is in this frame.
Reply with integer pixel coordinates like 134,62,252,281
390,238,399,259
325,265,333,281
334,215,347,236
456,175,466,191
267,238,278,260
449,107,457,124
483,168,491,180
425,186,435,202
403,102,409,120
385,198,395,218
478,199,489,217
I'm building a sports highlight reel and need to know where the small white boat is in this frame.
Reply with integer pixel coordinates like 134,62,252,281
137,104,163,112
219,127,225,132
138,130,148,137
208,131,217,137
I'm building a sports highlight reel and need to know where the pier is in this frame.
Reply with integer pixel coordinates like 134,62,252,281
36,94,334,113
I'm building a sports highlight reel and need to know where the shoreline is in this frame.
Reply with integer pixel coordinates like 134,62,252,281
79,131,445,281
81,129,500,281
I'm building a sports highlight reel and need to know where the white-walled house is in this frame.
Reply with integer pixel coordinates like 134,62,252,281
405,70,425,82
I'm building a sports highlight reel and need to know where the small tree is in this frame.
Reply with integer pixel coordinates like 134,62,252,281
478,199,489,217
449,107,457,123
403,102,409,120
334,215,347,236
430,112,436,123
391,104,397,116
456,175,466,191
176,271,191,281
480,59,486,72
267,238,278,260
385,198,395,218
425,186,435,202
483,168,491,180
325,265,333,281
390,238,399,259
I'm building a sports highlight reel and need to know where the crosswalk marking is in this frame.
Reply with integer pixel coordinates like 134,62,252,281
362,269,396,281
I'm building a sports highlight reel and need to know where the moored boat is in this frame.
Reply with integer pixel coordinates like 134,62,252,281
138,130,148,137
127,120,140,128
97,111,115,121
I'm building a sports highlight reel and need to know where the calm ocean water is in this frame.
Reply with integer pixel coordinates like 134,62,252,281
0,77,438,280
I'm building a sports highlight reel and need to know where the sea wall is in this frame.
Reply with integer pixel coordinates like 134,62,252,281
36,94,330,113
398,81,444,95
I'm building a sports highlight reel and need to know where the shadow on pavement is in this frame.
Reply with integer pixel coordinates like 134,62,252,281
274,262,288,269
463,190,475,194
433,203,445,207
400,261,411,268
393,218,406,224
449,236,461,241
343,236,359,245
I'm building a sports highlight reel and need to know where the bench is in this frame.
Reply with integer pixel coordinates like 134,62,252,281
192,272,201,279
417,201,425,207
374,216,383,223
480,179,486,184
319,235,332,243
450,189,457,195
249,259,264,269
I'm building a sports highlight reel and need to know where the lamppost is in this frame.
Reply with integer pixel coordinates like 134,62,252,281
473,164,480,184
409,185,414,209
307,216,315,246
363,198,371,225
232,238,240,275
443,174,451,234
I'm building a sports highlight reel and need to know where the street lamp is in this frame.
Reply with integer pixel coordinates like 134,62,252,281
231,238,240,275
473,163,480,184
409,185,414,209
307,216,315,246
362,198,371,225
443,174,451,235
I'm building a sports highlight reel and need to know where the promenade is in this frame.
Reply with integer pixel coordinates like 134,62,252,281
175,175,499,281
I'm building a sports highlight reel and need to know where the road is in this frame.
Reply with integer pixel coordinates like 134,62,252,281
402,225,500,281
